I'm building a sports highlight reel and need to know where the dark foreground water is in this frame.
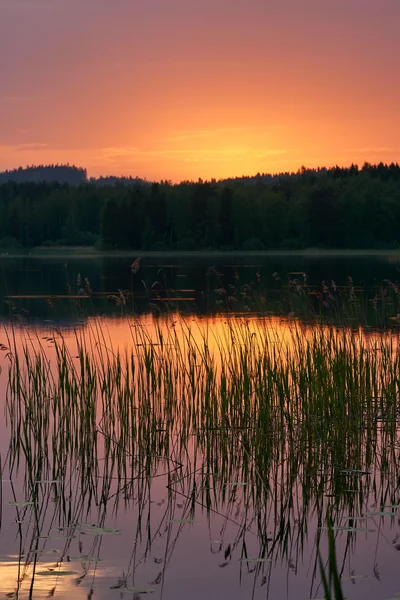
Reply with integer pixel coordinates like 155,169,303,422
1,251,400,323
1,253,400,600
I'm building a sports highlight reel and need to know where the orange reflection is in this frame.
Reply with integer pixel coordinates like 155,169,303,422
0,560,89,599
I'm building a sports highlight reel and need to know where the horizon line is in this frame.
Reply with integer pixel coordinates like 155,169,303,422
1,160,399,185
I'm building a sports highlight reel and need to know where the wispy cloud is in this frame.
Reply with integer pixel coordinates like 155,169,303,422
99,145,288,165
163,127,250,143
163,126,287,144
344,147,396,154
14,143,48,151
253,150,287,158
0,142,49,154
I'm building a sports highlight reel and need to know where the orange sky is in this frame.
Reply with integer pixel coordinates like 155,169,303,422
0,0,399,182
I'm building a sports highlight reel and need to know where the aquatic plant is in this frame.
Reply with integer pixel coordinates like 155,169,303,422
2,312,400,597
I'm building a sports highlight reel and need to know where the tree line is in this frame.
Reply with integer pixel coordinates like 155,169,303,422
0,162,400,250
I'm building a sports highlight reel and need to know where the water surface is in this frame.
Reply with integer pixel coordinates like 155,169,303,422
1,254,400,600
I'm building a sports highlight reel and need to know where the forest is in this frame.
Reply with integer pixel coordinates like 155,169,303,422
0,162,399,250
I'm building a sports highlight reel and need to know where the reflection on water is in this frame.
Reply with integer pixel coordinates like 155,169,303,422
1,314,400,599
2,253,400,599
1,253,400,327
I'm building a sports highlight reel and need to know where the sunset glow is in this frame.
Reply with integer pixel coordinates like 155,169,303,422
1,0,399,181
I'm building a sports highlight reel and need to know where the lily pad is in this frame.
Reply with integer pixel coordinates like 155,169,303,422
239,557,272,563
83,527,121,535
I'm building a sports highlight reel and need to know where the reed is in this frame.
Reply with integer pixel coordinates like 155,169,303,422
2,312,400,596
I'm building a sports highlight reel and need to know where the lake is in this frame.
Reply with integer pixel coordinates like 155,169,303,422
1,253,400,600
1,250,400,322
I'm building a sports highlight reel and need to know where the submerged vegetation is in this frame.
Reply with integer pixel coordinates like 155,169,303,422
1,162,400,250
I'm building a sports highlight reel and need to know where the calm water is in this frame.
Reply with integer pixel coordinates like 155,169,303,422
1,252,400,323
1,254,400,600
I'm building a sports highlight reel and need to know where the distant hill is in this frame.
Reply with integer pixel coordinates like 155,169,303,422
0,165,152,186
0,165,88,185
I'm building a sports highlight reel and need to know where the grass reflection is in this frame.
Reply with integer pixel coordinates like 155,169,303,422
1,315,400,598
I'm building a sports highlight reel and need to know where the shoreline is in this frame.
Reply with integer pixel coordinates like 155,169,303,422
0,246,400,259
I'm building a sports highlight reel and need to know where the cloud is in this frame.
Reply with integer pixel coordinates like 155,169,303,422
14,143,48,151
0,142,48,154
163,126,287,144
163,127,250,143
253,150,287,158
99,144,289,166
344,147,396,154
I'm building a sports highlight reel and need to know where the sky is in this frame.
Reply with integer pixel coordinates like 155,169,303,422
0,0,399,182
